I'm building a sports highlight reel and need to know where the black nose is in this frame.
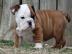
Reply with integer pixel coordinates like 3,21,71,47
21,17,25,19
28,21,32,27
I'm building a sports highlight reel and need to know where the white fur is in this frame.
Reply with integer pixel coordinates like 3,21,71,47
15,4,31,26
16,17,35,31
34,43,43,48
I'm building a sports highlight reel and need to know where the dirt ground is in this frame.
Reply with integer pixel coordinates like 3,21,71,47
0,45,72,54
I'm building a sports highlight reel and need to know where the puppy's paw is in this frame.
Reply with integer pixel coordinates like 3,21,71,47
33,43,43,49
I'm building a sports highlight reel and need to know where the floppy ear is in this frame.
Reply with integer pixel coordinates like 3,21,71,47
10,4,20,15
28,5,36,19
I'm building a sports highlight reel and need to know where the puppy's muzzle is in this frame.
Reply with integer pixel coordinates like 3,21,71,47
28,21,32,27
27,20,35,30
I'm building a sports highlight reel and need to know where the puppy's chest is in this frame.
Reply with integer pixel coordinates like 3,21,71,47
17,28,34,42
19,28,34,42
18,28,34,37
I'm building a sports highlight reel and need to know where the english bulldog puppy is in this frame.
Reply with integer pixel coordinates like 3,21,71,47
10,4,70,49
10,4,36,47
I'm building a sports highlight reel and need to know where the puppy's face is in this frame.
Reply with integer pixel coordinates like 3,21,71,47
16,17,35,31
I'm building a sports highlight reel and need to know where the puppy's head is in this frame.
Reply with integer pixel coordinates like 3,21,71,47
10,4,35,19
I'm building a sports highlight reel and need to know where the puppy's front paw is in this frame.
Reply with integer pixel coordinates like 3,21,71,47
33,43,43,49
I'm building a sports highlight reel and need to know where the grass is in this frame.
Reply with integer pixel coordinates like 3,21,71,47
0,40,72,54
0,40,34,49
0,40,14,47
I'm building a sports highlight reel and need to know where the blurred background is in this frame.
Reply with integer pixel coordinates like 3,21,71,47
0,0,72,47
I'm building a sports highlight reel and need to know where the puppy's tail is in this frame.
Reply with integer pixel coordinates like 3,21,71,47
65,14,71,22
61,11,71,22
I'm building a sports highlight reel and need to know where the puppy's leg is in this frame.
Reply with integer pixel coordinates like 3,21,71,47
53,31,66,49
19,36,23,47
13,33,19,48
15,29,23,47
52,22,66,49
33,20,43,48
57,36,66,48
13,35,19,48
61,38,66,48
53,38,61,49
53,37,66,49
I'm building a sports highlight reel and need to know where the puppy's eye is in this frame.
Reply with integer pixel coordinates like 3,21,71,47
21,17,25,19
